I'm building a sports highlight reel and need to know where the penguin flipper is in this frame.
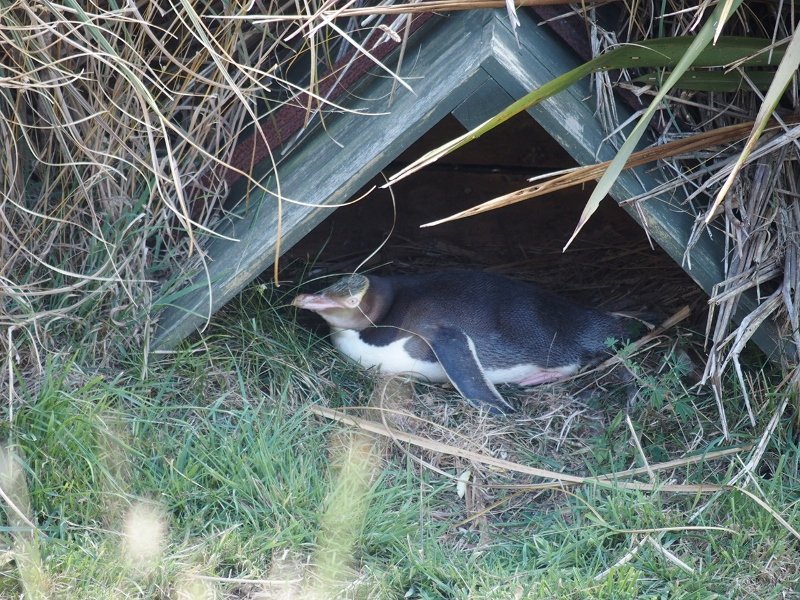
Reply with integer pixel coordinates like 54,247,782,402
428,327,515,415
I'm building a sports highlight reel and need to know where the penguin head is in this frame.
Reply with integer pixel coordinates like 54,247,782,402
292,274,375,330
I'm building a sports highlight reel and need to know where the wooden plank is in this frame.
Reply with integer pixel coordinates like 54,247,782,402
154,8,784,360
451,77,514,129
154,12,497,350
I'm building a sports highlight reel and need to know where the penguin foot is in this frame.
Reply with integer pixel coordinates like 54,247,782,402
465,395,516,416
517,368,574,387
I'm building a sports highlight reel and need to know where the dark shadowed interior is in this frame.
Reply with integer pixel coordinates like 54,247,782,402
284,113,706,325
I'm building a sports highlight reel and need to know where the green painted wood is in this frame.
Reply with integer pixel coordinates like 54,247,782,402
153,12,496,349
451,77,515,129
154,8,785,360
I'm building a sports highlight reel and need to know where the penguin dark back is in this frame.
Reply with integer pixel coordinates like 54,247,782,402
292,270,635,415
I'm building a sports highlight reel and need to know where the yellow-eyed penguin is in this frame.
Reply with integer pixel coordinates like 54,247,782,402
292,271,628,415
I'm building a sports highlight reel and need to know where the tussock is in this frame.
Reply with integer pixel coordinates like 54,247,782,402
0,0,414,386
599,2,800,428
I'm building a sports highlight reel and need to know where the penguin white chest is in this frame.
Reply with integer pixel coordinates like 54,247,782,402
331,329,448,382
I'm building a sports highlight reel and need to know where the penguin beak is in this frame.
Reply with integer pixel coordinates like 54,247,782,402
292,293,350,311
293,274,369,313
292,293,334,310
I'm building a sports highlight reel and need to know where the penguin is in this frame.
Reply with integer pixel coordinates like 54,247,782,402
292,270,630,415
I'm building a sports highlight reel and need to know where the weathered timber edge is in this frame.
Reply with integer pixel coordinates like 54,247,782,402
153,9,787,361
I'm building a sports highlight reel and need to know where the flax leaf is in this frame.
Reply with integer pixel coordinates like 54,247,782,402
563,0,745,251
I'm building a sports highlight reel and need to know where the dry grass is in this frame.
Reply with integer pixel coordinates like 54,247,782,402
595,1,800,413
624,9,800,438
0,0,416,386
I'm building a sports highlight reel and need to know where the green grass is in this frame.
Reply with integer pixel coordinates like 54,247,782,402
1,283,799,599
